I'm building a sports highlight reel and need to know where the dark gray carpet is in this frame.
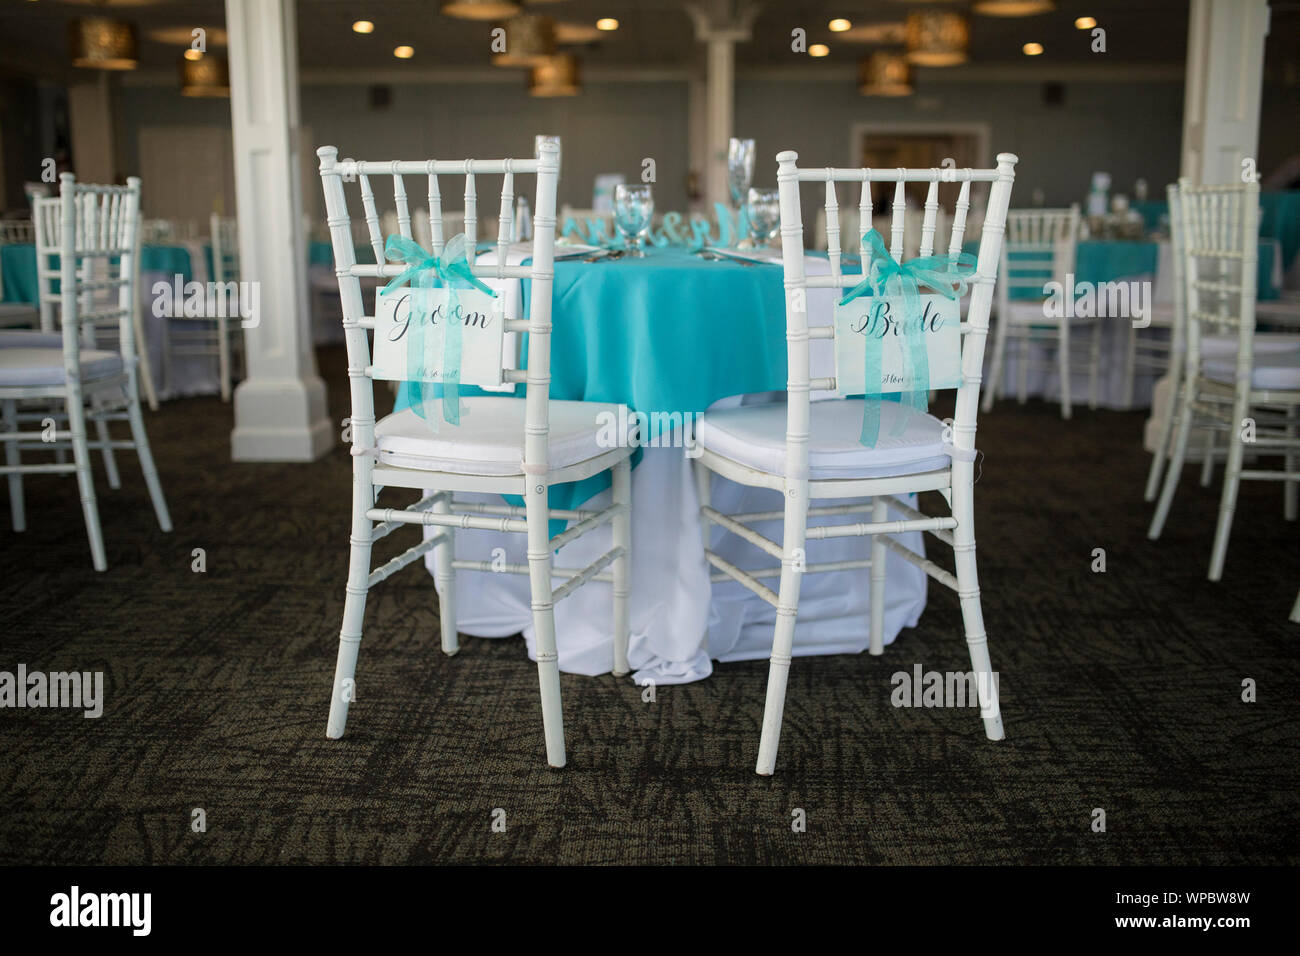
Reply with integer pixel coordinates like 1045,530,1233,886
1,346,1296,865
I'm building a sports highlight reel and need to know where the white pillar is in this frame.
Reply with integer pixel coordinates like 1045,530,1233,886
226,0,331,461
1179,0,1269,186
1148,0,1269,451
68,74,116,185
685,1,758,208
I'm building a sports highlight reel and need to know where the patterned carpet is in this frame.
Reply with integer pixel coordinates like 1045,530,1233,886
1,346,1296,865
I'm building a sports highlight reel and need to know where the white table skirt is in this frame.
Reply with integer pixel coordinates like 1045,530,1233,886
423,439,928,684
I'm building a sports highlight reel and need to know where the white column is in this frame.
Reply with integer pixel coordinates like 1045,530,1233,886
1179,0,1269,186
68,74,116,185
1147,0,1269,452
226,0,331,461
685,1,758,208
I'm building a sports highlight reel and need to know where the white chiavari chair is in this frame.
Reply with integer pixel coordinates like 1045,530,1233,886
1148,180,1300,580
693,151,1018,775
982,205,1099,419
161,214,243,402
0,174,171,570
317,142,633,768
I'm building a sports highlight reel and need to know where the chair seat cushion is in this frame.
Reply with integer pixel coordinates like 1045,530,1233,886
1202,332,1300,359
1203,351,1300,391
0,330,63,349
375,396,631,476
696,399,952,480
0,347,122,387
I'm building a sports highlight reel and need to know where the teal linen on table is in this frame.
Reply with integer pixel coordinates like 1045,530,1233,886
309,239,376,267
963,238,1277,301
1,243,195,303
394,245,789,518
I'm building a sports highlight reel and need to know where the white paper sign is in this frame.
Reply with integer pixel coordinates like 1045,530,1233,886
372,286,505,387
833,292,962,395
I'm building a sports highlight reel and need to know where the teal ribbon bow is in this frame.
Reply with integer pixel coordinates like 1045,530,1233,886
838,229,977,446
380,232,496,430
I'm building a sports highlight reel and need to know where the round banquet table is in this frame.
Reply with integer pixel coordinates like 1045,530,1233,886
390,245,930,684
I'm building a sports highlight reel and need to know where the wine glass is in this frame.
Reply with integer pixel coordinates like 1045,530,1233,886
727,138,755,209
614,184,654,257
746,188,780,249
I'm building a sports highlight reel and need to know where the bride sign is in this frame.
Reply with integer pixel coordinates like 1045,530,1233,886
833,292,962,396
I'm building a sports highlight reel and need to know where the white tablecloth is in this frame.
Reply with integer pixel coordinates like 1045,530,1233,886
411,251,929,684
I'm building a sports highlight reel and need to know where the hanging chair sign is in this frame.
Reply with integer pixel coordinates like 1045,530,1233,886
372,286,506,387
833,292,962,396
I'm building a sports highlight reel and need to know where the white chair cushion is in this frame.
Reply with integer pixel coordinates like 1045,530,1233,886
0,330,63,348
375,396,631,476
999,300,1095,325
1201,332,1300,359
696,399,952,480
0,347,122,387
1203,351,1300,391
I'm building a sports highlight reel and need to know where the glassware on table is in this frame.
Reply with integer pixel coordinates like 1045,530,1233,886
613,184,654,257
745,188,780,248
728,137,756,247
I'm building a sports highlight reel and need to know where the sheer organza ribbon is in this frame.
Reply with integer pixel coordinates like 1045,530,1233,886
838,229,977,446
380,233,495,430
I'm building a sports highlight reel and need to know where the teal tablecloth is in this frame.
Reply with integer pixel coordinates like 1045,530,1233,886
972,238,1277,300
395,246,789,515
310,240,375,267
1,243,197,303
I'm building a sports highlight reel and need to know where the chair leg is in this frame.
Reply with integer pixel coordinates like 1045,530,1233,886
124,380,172,532
611,457,631,677
982,318,1008,412
1150,378,1195,540
1285,405,1297,522
1208,398,1248,582
868,496,888,656
1122,324,1137,410
218,315,232,403
1199,425,1216,488
1058,322,1072,419
327,458,374,739
1144,364,1181,502
66,388,107,571
94,409,120,490
755,482,810,776
3,400,24,532
431,492,458,656
1087,321,1101,410
1017,332,1030,406
952,474,1003,741
526,477,566,768
1290,586,1300,624
694,453,711,551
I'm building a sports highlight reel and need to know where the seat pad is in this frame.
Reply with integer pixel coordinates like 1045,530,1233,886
696,399,953,480
375,396,631,476
1203,351,1300,391
0,347,123,387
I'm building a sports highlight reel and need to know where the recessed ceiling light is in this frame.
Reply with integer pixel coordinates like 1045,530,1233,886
829,18,851,32
1022,42,1044,56
394,45,414,59
1074,17,1096,30
596,18,619,31
352,20,374,34
809,44,830,57
183,49,203,61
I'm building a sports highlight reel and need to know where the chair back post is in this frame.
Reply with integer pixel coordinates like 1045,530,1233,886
954,153,1019,456
58,173,82,381
524,140,560,481
776,149,811,495
117,178,142,370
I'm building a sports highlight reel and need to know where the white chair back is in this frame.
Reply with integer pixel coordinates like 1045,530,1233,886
777,151,1019,468
33,175,143,372
317,143,560,471
996,205,1080,319
0,220,35,243
1178,179,1260,377
210,213,239,284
